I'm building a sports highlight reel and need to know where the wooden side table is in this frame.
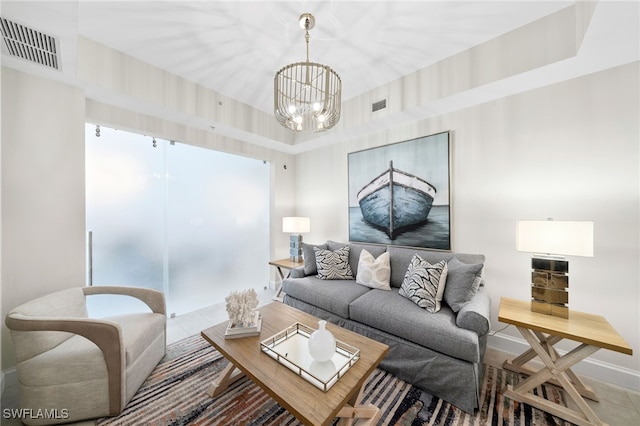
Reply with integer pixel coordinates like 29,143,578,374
269,258,304,301
498,297,632,426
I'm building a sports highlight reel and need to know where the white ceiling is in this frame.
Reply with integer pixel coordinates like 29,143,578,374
1,1,638,152
74,0,574,114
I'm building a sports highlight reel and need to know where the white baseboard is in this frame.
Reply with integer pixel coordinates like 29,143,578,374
488,332,640,392
1,367,17,396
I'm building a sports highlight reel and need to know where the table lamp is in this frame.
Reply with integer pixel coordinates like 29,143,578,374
283,217,310,262
516,219,594,318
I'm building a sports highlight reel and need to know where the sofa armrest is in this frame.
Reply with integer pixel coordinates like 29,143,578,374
5,315,126,414
83,285,166,316
289,266,306,278
456,286,491,336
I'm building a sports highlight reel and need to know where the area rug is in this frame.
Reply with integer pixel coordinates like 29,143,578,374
97,334,569,425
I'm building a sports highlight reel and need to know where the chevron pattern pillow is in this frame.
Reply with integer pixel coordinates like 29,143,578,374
314,246,354,280
399,255,448,313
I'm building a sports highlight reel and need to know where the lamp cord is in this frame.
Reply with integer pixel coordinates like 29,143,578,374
489,323,511,336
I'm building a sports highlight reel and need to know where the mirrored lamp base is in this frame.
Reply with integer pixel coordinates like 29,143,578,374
530,256,569,318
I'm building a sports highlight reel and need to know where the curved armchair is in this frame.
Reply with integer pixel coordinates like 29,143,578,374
5,286,166,425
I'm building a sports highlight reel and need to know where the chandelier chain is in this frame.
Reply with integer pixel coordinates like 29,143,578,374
304,17,311,63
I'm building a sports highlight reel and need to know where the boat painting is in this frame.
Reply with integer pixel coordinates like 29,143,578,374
357,161,436,239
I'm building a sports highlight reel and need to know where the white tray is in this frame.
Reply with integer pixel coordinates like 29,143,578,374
260,322,360,392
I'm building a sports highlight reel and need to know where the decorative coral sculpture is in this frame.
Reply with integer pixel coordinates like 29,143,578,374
225,288,259,327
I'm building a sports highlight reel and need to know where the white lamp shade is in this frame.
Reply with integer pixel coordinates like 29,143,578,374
516,220,594,257
283,217,310,234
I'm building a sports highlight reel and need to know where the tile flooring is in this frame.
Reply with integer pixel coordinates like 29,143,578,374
2,289,639,425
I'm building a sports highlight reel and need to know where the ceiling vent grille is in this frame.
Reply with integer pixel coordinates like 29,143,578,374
0,17,59,69
372,99,387,112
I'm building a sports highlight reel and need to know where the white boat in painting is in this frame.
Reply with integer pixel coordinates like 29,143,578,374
356,161,436,239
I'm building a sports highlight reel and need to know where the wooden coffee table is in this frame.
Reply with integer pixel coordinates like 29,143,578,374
201,302,389,426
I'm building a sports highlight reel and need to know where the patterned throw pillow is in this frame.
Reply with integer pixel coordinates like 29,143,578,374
356,250,391,290
399,254,447,313
314,246,354,280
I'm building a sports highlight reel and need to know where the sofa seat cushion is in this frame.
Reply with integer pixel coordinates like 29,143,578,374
282,277,370,318
349,289,480,363
17,334,108,387
110,313,166,365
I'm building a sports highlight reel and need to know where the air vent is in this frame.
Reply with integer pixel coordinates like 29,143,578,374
372,99,387,112
0,17,59,69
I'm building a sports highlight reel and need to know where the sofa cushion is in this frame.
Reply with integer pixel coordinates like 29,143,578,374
399,256,447,312
302,242,327,275
443,258,484,312
388,246,457,288
281,276,370,318
349,288,481,363
356,250,391,290
327,241,386,279
388,246,485,289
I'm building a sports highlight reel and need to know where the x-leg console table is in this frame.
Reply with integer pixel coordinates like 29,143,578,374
498,297,632,426
269,258,304,301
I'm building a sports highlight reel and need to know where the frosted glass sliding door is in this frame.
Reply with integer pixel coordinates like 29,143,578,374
85,124,269,316
166,142,269,314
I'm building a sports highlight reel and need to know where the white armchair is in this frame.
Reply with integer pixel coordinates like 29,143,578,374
5,286,166,425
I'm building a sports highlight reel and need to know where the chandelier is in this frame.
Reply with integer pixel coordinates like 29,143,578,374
274,13,342,132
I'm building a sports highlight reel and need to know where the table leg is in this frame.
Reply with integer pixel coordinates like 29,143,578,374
207,362,246,398
273,266,284,300
503,326,607,426
336,376,381,426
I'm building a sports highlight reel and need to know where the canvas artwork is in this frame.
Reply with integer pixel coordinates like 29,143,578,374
348,131,451,251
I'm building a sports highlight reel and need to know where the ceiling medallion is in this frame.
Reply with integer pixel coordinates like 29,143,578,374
274,13,342,132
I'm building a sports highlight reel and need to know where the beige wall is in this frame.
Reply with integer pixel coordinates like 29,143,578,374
1,57,638,390
1,68,87,369
294,62,640,389
0,67,299,373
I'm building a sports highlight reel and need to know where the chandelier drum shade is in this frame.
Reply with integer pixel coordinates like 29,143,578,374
274,13,342,132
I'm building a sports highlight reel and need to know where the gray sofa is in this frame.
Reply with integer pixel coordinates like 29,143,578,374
282,240,490,413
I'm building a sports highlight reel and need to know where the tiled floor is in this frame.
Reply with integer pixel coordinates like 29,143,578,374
3,290,639,425
166,288,277,345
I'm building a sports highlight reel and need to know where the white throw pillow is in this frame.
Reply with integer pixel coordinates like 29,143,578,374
356,250,391,290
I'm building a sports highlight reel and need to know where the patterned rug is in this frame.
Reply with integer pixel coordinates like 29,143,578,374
97,334,569,425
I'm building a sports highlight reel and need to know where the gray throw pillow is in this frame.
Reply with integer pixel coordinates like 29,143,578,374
314,246,354,280
399,255,447,313
444,257,484,312
302,242,327,275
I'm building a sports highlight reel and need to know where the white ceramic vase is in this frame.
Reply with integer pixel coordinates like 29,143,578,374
308,320,337,362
